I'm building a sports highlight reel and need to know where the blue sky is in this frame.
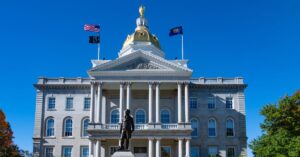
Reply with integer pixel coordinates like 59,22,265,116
0,0,299,156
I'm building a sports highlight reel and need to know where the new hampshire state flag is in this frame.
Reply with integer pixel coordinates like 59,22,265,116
169,26,183,36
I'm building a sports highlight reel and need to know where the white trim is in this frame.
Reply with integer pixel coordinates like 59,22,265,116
63,117,73,137
45,117,55,137
208,118,217,137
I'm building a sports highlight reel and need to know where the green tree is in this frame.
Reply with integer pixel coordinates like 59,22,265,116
249,91,300,157
0,109,21,157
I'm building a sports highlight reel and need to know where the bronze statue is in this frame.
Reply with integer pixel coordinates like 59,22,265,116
118,109,135,151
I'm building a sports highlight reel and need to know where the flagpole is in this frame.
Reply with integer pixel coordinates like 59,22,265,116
97,31,100,60
181,34,184,60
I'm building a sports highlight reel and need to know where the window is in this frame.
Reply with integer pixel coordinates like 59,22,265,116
82,118,89,137
208,146,218,157
190,98,197,109
81,146,89,157
46,118,54,137
135,109,146,124
64,118,72,137
62,146,72,157
134,147,147,153
208,119,216,137
160,110,170,124
227,147,235,157
191,119,198,137
84,98,90,110
226,97,233,109
226,119,234,137
48,98,55,110
66,97,73,110
190,147,199,157
45,147,53,157
208,97,215,109
111,110,119,124
161,146,171,157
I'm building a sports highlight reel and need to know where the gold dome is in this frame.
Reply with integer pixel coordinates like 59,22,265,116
122,5,161,50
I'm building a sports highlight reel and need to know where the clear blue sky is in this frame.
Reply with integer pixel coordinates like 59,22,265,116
0,0,299,156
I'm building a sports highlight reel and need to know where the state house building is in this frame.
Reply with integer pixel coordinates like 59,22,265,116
33,6,247,157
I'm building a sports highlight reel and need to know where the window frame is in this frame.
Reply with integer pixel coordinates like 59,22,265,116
208,146,218,156
47,97,56,110
161,146,172,157
80,146,89,157
83,97,91,111
62,146,72,157
65,97,74,111
208,96,216,109
226,97,233,109
63,117,73,137
110,109,119,124
226,147,235,157
160,109,171,124
226,118,235,137
191,118,199,138
81,117,90,137
44,146,54,157
45,117,55,137
189,97,198,109
208,118,217,137
190,147,200,157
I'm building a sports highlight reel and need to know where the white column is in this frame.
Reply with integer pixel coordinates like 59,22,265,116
90,82,95,123
89,141,93,156
177,83,182,123
155,138,161,157
96,83,102,123
155,83,160,123
185,139,191,157
178,139,183,157
184,83,189,123
126,82,131,110
148,83,153,123
148,138,154,157
101,96,106,124
119,83,124,123
95,140,101,157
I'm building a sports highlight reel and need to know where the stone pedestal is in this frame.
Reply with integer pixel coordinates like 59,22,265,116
111,151,134,157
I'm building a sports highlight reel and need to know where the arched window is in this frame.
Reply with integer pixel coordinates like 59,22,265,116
111,110,119,124
64,118,73,137
191,119,198,137
135,109,146,124
208,118,216,137
82,118,90,137
226,119,234,136
46,118,54,137
161,110,170,124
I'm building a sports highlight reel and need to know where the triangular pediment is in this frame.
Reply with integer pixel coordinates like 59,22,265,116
88,50,192,80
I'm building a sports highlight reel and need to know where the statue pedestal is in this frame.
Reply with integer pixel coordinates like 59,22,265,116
111,151,134,157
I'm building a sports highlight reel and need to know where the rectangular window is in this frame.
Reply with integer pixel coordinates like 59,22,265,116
208,97,215,109
227,147,235,157
189,98,197,109
190,147,199,157
66,97,73,110
208,128,216,137
62,146,72,157
161,146,171,157
227,128,234,136
81,146,89,157
84,98,91,110
208,146,218,156
226,97,233,109
45,147,54,157
48,97,55,110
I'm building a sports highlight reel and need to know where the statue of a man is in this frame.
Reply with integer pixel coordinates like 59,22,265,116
118,109,135,151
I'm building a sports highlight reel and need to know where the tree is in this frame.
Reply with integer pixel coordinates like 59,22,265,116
0,109,21,157
249,91,300,157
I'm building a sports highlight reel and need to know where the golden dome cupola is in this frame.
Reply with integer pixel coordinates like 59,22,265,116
119,5,164,58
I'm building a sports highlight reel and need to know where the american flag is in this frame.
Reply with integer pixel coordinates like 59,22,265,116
84,24,100,32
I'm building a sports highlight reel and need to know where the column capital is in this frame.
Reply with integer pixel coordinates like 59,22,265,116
148,82,155,85
126,82,132,86
155,137,162,140
177,81,184,85
185,137,192,140
148,137,155,140
96,82,103,86
183,81,190,85
178,137,185,140
91,81,97,85
120,82,126,86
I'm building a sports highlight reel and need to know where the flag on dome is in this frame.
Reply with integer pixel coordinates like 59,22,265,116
169,26,183,36
84,24,100,32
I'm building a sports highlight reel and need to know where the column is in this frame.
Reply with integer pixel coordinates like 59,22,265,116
119,83,124,123
90,82,95,123
126,82,131,110
185,139,191,157
101,96,106,124
155,138,161,157
94,140,101,157
178,139,183,157
89,141,93,157
177,83,182,123
148,83,153,123
155,83,160,123
148,138,154,157
184,83,189,123
96,83,102,123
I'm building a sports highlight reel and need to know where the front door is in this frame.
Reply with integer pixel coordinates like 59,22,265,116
134,147,147,157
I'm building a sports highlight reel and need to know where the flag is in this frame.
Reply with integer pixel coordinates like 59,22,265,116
89,36,100,44
169,26,183,36
84,24,100,32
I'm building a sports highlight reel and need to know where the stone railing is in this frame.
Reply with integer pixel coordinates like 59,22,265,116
88,123,190,130
161,123,178,129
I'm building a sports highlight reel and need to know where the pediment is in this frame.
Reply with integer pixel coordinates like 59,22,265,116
110,58,166,71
